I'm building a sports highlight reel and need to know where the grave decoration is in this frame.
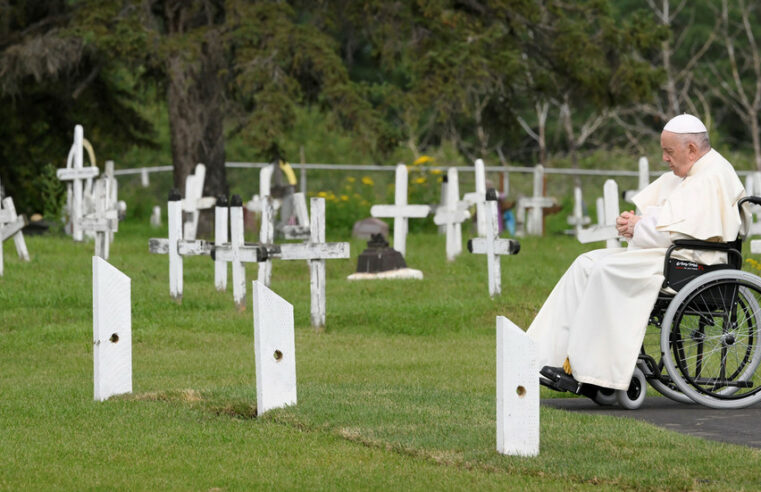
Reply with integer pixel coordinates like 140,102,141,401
433,167,470,261
181,163,216,241
57,124,99,241
347,233,423,280
623,156,650,203
370,163,430,258
351,217,389,240
467,189,520,297
577,179,621,248
515,165,556,236
253,281,297,415
463,158,488,236
93,256,132,402
496,315,539,457
149,189,214,302
0,196,30,276
566,186,591,237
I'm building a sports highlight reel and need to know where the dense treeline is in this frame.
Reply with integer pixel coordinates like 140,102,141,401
2,0,760,214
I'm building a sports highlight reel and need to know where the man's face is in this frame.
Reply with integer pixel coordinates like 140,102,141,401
660,131,695,178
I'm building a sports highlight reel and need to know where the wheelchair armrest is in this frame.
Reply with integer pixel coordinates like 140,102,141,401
663,240,743,289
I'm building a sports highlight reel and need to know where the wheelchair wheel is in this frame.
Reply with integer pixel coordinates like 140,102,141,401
615,367,647,410
593,387,617,406
661,270,761,409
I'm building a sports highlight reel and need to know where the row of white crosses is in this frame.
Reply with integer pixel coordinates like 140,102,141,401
370,164,431,257
468,189,520,297
516,165,556,236
0,196,30,276
577,179,621,248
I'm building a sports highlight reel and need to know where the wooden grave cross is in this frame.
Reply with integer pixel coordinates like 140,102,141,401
370,164,430,258
0,196,30,276
433,167,471,261
80,177,119,260
516,165,556,236
623,157,650,203
468,189,520,297
463,158,488,236
566,186,591,236
57,124,99,241
182,163,217,241
577,179,621,248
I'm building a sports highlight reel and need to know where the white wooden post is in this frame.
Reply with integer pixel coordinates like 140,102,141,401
496,315,539,457
140,168,150,188
150,206,161,227
433,168,470,261
0,196,29,277
470,159,488,236
58,125,99,241
370,164,430,258
253,280,297,415
93,256,132,402
468,189,520,297
577,180,621,247
168,190,184,300
438,173,448,234
214,196,229,292
516,165,555,236
258,198,274,286
230,195,246,309
566,186,590,236
624,156,650,203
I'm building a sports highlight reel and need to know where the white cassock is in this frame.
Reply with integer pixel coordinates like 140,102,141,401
526,149,747,389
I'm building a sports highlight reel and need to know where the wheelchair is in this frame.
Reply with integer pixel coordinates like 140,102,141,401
593,196,761,410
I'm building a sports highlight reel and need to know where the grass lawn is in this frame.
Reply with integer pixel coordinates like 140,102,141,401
2,222,761,491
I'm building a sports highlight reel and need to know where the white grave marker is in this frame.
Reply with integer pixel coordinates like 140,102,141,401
182,163,216,241
463,158,488,236
566,186,591,236
467,189,520,297
516,165,555,236
496,315,539,457
370,164,430,257
81,177,119,260
623,157,650,203
434,168,470,261
92,256,132,402
214,196,229,292
577,179,621,248
253,280,297,415
0,197,30,276
58,125,99,241
150,206,162,227
257,198,275,286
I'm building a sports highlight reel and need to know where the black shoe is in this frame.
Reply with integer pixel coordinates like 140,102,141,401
540,365,582,394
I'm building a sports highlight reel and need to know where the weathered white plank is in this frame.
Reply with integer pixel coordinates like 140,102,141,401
468,237,520,256
253,280,297,415
474,158,487,236
433,168,470,261
93,256,132,402
309,198,327,329
258,198,274,286
370,204,431,218
577,225,619,243
214,197,229,291
168,192,183,301
230,196,246,309
56,167,100,181
0,216,25,242
272,242,350,261
496,315,539,457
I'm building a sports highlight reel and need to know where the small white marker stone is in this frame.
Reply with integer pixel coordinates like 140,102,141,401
253,280,297,415
93,256,132,402
496,315,539,457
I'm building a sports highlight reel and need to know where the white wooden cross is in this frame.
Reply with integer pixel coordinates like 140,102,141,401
182,163,217,241
623,156,650,203
577,179,621,248
516,165,555,236
463,158,488,236
253,280,297,414
57,124,99,241
566,185,591,236
745,172,761,240
434,167,471,261
257,198,275,286
93,256,132,402
214,196,229,292
467,189,520,297
280,192,311,240
149,189,213,301
496,315,539,457
370,164,430,257
80,177,119,260
0,196,30,277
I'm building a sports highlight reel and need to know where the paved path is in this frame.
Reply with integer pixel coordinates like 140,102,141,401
544,397,761,448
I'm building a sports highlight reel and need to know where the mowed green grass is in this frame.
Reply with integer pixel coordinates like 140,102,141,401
2,223,761,491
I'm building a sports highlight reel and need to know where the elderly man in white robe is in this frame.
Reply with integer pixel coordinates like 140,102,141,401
531,114,747,397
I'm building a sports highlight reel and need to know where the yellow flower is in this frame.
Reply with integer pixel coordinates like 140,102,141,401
361,176,374,186
347,176,356,183
431,168,442,175
413,155,433,166
340,195,349,201
413,177,427,184
317,191,328,198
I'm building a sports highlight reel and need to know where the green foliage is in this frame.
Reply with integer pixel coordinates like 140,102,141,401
36,163,65,224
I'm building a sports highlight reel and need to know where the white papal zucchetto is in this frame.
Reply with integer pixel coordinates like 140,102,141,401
663,114,708,134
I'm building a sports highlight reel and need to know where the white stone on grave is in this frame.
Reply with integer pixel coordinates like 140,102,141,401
92,256,132,402
434,168,470,261
463,158,488,237
253,280,297,415
58,125,100,241
577,180,621,247
496,315,539,457
370,164,430,258
516,165,555,236
468,189,520,297
623,156,650,203
148,190,214,301
140,168,150,188
150,206,162,227
0,196,30,277
566,186,591,236
182,163,216,241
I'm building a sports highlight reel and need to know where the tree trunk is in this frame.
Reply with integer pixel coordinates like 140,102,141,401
166,32,227,237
